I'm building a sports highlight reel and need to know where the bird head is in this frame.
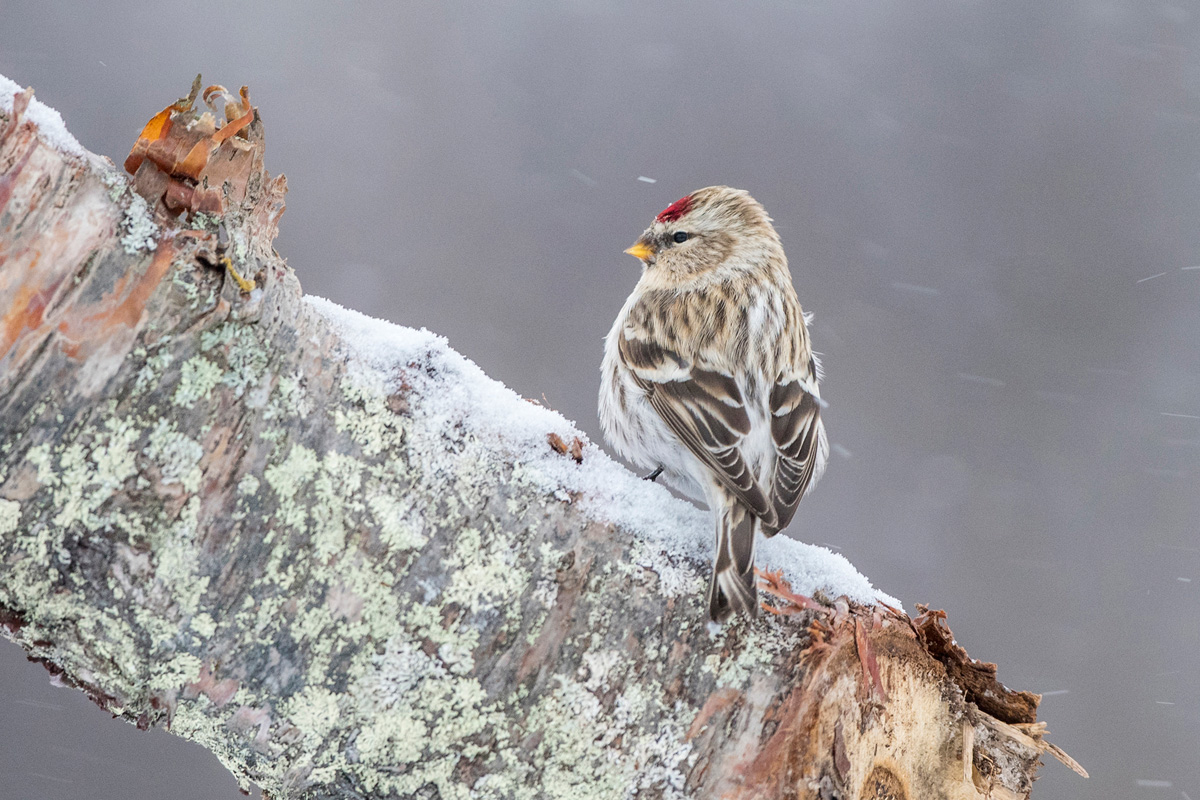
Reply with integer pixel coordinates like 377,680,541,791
625,186,783,280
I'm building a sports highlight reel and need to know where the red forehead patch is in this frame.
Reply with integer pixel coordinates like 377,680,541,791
656,195,693,223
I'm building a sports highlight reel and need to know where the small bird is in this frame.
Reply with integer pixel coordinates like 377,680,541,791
600,187,829,622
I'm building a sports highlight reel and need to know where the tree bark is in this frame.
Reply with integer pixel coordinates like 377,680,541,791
0,78,1084,800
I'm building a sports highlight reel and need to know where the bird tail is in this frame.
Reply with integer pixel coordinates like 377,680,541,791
707,500,759,623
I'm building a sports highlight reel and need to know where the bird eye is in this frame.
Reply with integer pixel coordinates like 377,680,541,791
673,231,689,244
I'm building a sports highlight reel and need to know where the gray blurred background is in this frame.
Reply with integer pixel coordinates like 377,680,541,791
2,1,1198,797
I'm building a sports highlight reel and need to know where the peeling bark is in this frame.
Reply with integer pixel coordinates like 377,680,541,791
0,81,1084,800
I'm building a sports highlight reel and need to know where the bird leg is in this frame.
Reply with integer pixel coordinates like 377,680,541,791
642,466,664,482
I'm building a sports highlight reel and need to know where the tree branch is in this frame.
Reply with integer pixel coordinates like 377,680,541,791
0,75,1082,799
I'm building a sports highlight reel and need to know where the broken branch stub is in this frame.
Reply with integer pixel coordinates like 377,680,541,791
125,74,275,221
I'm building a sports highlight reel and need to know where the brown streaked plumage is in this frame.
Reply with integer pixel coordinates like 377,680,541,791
600,186,829,622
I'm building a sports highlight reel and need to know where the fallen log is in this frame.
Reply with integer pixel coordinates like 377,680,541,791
0,74,1084,799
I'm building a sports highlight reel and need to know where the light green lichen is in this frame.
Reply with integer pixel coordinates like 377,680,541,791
237,474,260,496
308,451,365,561
354,712,427,766
263,443,319,530
524,675,647,799
143,419,204,492
190,211,220,230
190,612,217,638
120,191,159,254
231,229,248,262
173,356,224,410
702,621,782,688
25,415,142,532
266,372,312,419
171,262,201,301
333,381,399,458
0,499,20,534
134,347,175,393
200,322,271,398
148,652,204,693
443,525,530,619
280,685,343,751
366,492,426,551
344,639,509,798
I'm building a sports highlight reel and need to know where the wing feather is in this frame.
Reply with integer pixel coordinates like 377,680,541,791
763,371,825,535
618,332,775,525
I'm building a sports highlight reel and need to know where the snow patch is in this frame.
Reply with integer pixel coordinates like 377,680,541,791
0,73,86,157
306,295,900,610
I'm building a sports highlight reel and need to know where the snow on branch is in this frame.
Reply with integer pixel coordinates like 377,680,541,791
307,295,899,612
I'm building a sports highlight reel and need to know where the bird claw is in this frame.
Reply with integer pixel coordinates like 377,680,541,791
642,466,663,482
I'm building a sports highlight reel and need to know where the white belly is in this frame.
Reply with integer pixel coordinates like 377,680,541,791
600,361,697,497
599,316,782,508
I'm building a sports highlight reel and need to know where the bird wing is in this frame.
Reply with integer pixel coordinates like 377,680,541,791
618,332,776,527
763,361,826,536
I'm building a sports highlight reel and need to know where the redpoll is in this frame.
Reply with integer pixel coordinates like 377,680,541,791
599,187,829,622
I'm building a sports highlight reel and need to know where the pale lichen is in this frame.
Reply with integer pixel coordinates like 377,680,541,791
119,191,159,254
22,415,142,533
263,443,319,530
200,322,271,398
0,498,18,534
143,419,204,492
280,685,343,751
134,347,174,393
266,372,312,419
190,612,217,638
702,620,793,688
173,356,224,410
366,492,427,551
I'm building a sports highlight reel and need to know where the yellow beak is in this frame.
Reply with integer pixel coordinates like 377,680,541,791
624,241,655,261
